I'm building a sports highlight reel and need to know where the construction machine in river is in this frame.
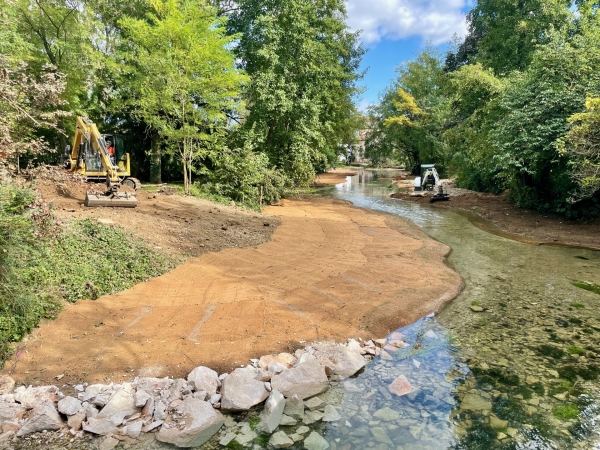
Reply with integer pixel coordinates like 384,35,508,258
414,164,449,202
65,116,140,207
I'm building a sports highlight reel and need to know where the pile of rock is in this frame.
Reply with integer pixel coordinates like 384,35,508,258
0,338,380,449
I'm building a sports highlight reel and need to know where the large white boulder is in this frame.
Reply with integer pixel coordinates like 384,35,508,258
58,396,83,416
97,385,137,425
220,368,269,411
257,390,286,434
314,341,366,379
16,401,63,437
14,386,59,410
156,398,224,448
187,366,220,397
271,360,328,400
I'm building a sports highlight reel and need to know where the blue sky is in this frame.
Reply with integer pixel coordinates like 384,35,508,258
345,0,475,109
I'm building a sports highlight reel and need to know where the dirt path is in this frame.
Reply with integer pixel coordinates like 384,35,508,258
10,197,461,386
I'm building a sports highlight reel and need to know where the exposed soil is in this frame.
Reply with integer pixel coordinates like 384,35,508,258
312,168,358,186
391,178,600,250
8,192,461,386
30,166,279,258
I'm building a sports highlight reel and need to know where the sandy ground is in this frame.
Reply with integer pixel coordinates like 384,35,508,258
32,170,279,258
312,169,358,186
392,177,600,250
9,195,461,386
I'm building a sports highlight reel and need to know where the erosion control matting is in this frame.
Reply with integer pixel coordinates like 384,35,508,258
9,197,461,385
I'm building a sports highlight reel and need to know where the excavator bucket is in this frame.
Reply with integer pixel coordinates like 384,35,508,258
85,191,138,208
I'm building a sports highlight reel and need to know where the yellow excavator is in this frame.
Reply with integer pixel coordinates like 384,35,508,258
65,116,140,207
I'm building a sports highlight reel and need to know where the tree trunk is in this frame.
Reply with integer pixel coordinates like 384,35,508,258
183,159,189,195
150,133,162,184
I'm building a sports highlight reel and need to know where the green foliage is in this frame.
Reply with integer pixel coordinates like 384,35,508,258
198,144,287,209
572,281,600,295
559,97,600,203
552,404,580,421
568,346,586,355
465,0,570,74
571,302,585,309
119,0,245,195
365,48,449,173
229,0,364,186
0,185,175,366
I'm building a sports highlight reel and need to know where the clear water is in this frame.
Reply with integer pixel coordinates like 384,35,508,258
318,169,600,449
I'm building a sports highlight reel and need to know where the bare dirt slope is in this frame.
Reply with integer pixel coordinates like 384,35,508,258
10,196,461,386
32,168,279,258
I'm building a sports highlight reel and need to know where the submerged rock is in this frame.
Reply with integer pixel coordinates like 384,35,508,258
460,394,492,411
156,398,224,448
388,375,413,397
257,390,286,434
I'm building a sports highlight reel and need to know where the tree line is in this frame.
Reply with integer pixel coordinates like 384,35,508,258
366,0,600,219
0,0,364,207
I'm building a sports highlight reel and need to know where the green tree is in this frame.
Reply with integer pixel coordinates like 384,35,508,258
365,48,449,173
559,97,600,203
228,0,364,185
119,0,245,195
465,0,570,74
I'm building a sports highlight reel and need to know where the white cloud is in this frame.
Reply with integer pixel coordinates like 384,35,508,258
346,0,469,45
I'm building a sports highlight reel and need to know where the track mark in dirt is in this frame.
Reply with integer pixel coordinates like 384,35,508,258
310,286,346,306
124,306,153,331
9,197,462,384
188,303,217,342
340,274,382,292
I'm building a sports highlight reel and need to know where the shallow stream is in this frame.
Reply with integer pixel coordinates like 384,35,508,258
319,169,600,449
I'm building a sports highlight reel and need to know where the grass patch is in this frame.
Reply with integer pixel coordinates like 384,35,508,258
471,300,480,306
571,302,585,309
0,184,176,365
572,281,600,295
568,346,586,355
552,404,579,421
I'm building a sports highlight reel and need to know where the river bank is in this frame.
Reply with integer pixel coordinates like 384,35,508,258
391,184,600,250
8,196,461,386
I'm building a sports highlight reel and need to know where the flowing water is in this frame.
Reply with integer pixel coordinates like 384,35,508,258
315,169,600,449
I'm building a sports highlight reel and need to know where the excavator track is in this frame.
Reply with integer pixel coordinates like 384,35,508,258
121,177,141,190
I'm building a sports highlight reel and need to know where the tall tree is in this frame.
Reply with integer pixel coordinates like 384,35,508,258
119,0,245,195
228,0,364,185
455,0,570,74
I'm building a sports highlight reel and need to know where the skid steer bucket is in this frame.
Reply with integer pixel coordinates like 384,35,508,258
85,190,138,208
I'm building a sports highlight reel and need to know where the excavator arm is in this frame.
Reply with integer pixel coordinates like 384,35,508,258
70,116,120,182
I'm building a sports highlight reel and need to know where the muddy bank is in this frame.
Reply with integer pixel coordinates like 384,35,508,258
391,188,600,250
8,197,461,386
311,168,358,186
